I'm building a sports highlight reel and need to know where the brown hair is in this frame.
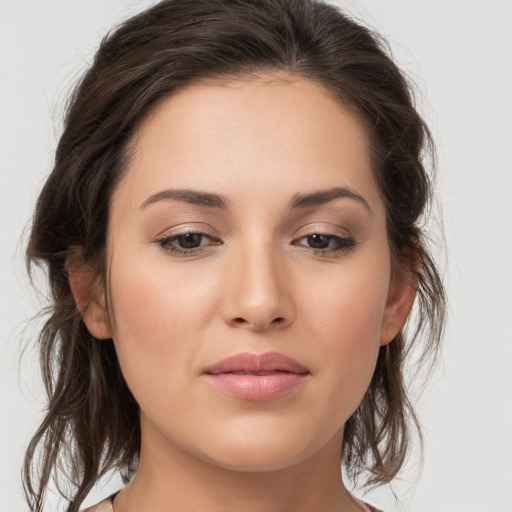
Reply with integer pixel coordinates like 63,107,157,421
23,0,446,510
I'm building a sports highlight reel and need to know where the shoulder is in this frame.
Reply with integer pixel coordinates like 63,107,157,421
80,495,114,512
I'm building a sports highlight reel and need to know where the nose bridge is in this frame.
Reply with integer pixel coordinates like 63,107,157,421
222,233,293,330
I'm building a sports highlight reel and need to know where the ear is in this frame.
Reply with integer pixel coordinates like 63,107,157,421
67,249,112,340
380,259,418,346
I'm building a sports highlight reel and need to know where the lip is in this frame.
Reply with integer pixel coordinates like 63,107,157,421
203,352,310,401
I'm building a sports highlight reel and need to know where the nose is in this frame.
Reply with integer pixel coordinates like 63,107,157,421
221,241,295,331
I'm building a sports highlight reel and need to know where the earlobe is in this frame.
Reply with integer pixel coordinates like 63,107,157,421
67,250,112,340
380,265,418,346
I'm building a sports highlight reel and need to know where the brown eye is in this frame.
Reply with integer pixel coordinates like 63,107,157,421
156,231,220,255
294,233,356,255
305,234,333,249
175,233,205,249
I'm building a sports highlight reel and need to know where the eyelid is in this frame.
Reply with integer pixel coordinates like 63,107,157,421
293,221,351,238
154,222,219,239
154,233,221,259
153,222,357,257
152,222,223,258
290,222,357,255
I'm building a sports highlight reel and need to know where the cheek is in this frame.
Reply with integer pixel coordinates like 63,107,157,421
303,254,390,348
300,255,390,414
107,253,221,401
111,250,218,333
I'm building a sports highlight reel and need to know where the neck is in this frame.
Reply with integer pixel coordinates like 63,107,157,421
114,418,362,512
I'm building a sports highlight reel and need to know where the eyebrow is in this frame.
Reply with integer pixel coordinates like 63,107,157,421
140,189,230,209
288,186,371,212
140,186,371,213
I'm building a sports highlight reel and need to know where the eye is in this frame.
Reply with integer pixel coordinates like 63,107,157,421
294,233,356,255
172,233,207,249
155,231,220,255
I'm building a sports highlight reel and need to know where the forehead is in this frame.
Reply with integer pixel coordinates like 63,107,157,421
114,72,382,215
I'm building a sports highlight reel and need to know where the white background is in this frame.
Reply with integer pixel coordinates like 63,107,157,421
1,1,511,511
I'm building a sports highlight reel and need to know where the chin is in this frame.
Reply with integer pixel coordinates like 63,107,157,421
202,446,312,473
190,421,334,473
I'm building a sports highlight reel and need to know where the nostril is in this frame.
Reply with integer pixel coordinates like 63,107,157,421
232,316,285,327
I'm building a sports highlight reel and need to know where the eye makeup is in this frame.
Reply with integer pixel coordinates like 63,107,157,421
155,231,221,257
154,228,357,259
146,195,369,260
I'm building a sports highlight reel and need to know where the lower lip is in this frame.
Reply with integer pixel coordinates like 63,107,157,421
205,372,308,401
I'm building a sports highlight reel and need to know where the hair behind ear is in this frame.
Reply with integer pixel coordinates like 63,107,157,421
23,247,139,512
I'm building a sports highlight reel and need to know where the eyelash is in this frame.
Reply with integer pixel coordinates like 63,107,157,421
155,231,356,258
294,233,356,256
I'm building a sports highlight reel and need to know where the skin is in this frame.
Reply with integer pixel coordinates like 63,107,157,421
72,71,415,512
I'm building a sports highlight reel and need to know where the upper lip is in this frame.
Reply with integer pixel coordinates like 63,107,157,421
204,352,309,375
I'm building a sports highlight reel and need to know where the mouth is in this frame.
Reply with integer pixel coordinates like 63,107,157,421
204,352,310,401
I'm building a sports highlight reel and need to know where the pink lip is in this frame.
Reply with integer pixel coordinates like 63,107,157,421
204,352,310,401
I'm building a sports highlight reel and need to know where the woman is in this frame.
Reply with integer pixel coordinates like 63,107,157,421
22,0,445,511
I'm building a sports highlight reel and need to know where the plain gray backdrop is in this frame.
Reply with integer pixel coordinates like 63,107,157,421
1,1,511,511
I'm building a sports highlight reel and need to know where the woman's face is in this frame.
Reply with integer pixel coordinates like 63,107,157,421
97,72,409,471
